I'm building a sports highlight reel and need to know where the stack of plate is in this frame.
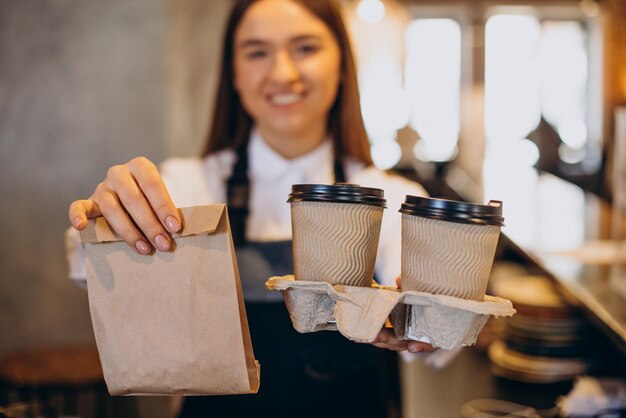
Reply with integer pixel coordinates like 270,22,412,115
488,274,595,383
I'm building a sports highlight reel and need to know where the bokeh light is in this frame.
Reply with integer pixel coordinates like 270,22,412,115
405,18,461,162
356,0,386,24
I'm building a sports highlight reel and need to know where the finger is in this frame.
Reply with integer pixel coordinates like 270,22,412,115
371,331,405,351
372,340,431,353
409,341,437,353
128,157,181,233
106,164,171,252
68,199,102,230
371,341,407,352
372,329,410,351
395,275,401,290
94,184,153,255
373,329,436,353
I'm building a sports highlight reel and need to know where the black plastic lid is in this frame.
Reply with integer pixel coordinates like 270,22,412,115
399,195,504,226
288,183,386,208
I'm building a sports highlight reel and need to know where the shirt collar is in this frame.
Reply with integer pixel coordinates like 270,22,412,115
248,128,334,181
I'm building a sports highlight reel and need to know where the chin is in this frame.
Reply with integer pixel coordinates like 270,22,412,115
267,121,308,137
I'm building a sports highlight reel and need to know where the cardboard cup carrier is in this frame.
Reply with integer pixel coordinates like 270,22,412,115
288,183,386,287
400,195,505,301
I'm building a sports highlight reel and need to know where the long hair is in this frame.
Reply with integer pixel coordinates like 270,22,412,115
202,0,372,166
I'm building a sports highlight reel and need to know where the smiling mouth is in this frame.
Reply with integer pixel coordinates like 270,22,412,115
268,93,305,106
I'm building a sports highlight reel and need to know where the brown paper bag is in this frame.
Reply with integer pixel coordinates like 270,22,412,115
79,204,260,396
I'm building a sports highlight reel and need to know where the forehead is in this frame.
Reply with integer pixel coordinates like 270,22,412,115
235,0,334,43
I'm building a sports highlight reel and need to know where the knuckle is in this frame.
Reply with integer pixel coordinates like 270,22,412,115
93,182,111,199
140,219,164,236
121,188,145,205
142,174,162,189
106,164,127,180
97,196,119,215
130,156,155,170
68,200,80,212
94,182,106,193
152,200,171,215
116,225,140,241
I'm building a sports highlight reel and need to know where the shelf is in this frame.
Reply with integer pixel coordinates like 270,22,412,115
459,172,626,354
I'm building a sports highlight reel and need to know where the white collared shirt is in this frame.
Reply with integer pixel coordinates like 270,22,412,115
66,130,427,286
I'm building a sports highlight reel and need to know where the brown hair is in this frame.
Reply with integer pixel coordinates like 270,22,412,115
202,0,372,166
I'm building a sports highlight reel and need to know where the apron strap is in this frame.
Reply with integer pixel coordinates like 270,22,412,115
227,139,345,247
334,157,346,184
227,138,250,247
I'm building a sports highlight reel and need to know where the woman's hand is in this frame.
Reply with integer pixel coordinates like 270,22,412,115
370,275,437,353
371,329,436,353
68,157,182,255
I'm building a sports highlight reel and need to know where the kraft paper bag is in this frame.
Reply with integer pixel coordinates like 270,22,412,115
80,204,260,396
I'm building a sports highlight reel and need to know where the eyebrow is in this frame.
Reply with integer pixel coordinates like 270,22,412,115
237,34,323,49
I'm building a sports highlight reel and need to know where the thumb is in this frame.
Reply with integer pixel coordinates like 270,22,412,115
68,199,102,230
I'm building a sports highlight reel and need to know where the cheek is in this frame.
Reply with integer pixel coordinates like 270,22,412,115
233,66,264,116
233,61,260,99
317,58,342,106
233,60,243,94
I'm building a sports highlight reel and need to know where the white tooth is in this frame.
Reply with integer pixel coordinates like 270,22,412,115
271,94,300,105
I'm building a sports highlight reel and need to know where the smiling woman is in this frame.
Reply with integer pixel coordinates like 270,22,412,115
231,1,341,157
66,0,432,417
203,0,372,165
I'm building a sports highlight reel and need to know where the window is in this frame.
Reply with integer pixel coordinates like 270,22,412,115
345,1,602,197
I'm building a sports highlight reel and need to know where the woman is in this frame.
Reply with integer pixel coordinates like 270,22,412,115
68,0,433,416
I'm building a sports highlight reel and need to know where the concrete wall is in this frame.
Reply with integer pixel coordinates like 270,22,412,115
0,0,232,415
0,0,231,344
0,0,166,355
167,0,231,156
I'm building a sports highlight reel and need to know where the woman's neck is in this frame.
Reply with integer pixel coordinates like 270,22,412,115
257,125,327,160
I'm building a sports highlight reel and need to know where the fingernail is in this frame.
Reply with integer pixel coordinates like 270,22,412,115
73,218,82,229
154,234,170,251
135,240,152,255
165,216,181,233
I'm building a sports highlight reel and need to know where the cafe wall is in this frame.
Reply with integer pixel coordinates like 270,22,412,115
0,0,229,366
0,0,164,357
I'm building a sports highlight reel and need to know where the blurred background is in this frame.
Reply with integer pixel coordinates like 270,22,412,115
1,0,626,417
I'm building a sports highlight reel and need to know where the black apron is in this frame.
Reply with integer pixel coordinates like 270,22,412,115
179,142,391,418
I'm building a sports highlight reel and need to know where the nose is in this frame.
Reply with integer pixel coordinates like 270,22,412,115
269,50,300,84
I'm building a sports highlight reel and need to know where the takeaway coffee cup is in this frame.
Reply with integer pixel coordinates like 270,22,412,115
288,184,386,287
399,196,504,300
